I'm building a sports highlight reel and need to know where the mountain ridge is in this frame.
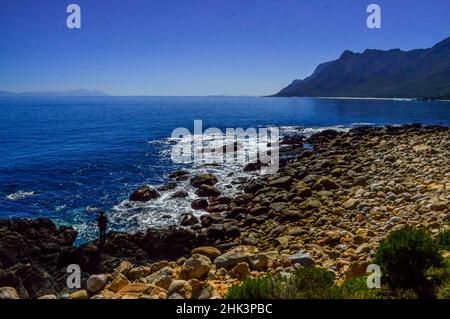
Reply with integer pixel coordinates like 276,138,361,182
273,37,450,99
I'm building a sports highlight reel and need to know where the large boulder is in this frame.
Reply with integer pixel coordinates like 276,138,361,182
129,186,160,202
190,174,218,188
179,254,212,280
86,274,107,293
0,287,19,299
191,199,209,210
213,245,258,269
195,185,221,197
179,213,199,226
145,266,176,290
191,247,221,260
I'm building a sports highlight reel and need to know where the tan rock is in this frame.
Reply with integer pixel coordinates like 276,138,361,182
112,260,133,279
149,260,170,273
0,287,19,299
191,246,222,260
229,262,250,280
145,266,176,289
69,290,89,300
127,266,152,281
86,274,107,293
214,245,258,269
180,254,212,280
118,283,167,299
344,261,371,281
38,294,57,299
107,273,130,292
168,280,192,299
413,144,432,153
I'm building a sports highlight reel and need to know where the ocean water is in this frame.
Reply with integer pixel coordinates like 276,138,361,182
1,96,449,243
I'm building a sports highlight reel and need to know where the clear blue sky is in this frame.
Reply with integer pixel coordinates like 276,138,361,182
0,0,449,96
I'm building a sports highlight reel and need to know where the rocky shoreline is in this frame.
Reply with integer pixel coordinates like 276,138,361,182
1,124,449,299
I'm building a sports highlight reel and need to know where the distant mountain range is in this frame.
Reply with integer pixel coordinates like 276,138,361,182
0,89,107,97
273,37,450,99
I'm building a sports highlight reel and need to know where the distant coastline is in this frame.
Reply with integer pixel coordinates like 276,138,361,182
0,89,108,97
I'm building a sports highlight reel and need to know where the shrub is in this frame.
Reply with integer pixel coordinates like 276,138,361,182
226,275,284,299
287,266,339,299
227,266,341,299
339,277,380,299
435,229,450,250
374,227,443,297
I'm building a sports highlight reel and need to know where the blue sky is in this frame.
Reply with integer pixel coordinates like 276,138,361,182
0,0,449,96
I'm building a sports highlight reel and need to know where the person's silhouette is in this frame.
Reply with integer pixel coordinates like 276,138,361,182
96,211,108,242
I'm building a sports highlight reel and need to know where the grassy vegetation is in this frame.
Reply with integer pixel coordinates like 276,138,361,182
226,227,450,299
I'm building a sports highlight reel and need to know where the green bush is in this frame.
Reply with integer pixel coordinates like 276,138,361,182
287,266,338,299
435,229,450,250
226,274,284,299
339,277,381,299
227,267,341,299
375,227,443,297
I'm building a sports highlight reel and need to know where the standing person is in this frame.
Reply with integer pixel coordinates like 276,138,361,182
96,211,108,242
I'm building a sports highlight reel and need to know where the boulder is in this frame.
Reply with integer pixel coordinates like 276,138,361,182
249,206,269,216
145,266,176,290
179,213,199,226
107,273,130,293
229,262,250,280
168,280,192,299
195,185,221,197
214,245,258,269
190,174,218,188
129,186,160,202
157,182,177,191
191,247,222,260
69,290,89,300
316,177,340,190
248,254,269,270
86,274,107,293
180,254,212,280
268,176,293,190
127,266,152,281
289,252,315,267
0,287,19,299
169,170,189,179
191,198,209,210
171,190,189,198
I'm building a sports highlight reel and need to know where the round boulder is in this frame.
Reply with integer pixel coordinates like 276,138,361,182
129,186,160,202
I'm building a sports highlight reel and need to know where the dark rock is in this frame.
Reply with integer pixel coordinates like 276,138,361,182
227,207,248,219
195,185,221,197
157,182,177,191
180,213,199,226
315,177,340,190
268,176,293,190
224,225,241,239
205,225,225,240
171,190,189,198
190,174,218,188
243,180,265,194
129,186,160,202
200,214,223,227
249,206,269,216
169,170,189,179
191,199,209,210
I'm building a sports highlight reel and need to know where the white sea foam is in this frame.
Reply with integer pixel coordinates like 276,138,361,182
6,191,35,201
106,123,375,234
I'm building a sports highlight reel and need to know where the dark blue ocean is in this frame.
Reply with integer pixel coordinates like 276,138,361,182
1,96,449,243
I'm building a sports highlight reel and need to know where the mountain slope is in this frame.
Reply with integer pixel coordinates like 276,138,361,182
273,37,450,99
